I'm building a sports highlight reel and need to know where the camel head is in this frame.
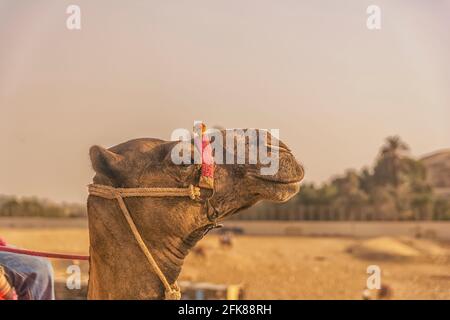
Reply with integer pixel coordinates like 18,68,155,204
195,129,304,219
87,129,303,299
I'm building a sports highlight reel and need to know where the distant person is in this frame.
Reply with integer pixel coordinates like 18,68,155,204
0,237,55,300
219,232,233,248
361,284,392,300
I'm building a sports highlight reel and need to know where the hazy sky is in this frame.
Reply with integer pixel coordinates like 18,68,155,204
1,0,449,203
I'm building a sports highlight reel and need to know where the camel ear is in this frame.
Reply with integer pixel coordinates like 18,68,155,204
89,145,124,178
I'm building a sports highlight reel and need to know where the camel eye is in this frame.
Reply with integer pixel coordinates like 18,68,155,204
178,163,196,172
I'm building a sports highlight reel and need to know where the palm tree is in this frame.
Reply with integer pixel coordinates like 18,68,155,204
381,135,409,157
374,136,410,187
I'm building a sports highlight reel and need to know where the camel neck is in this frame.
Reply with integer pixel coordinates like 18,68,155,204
88,249,167,299
86,197,184,299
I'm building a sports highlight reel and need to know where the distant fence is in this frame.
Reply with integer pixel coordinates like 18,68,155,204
0,217,88,229
218,221,450,240
233,203,450,221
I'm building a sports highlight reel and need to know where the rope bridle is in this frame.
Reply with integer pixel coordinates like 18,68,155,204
87,182,220,300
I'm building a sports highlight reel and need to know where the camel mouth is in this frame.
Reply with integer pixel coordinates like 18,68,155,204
250,175,302,185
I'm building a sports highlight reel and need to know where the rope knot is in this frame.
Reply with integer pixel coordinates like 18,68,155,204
189,184,201,200
164,283,181,300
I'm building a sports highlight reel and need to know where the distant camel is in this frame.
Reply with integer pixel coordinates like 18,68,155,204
87,129,304,299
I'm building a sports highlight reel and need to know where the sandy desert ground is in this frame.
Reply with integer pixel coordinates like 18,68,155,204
1,219,449,300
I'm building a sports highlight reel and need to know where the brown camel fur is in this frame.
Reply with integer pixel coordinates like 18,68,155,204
87,129,304,299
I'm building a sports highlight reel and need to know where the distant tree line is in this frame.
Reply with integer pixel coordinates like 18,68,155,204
234,136,450,221
0,196,86,218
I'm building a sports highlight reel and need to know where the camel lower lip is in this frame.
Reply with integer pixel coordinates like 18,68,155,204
251,175,301,185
